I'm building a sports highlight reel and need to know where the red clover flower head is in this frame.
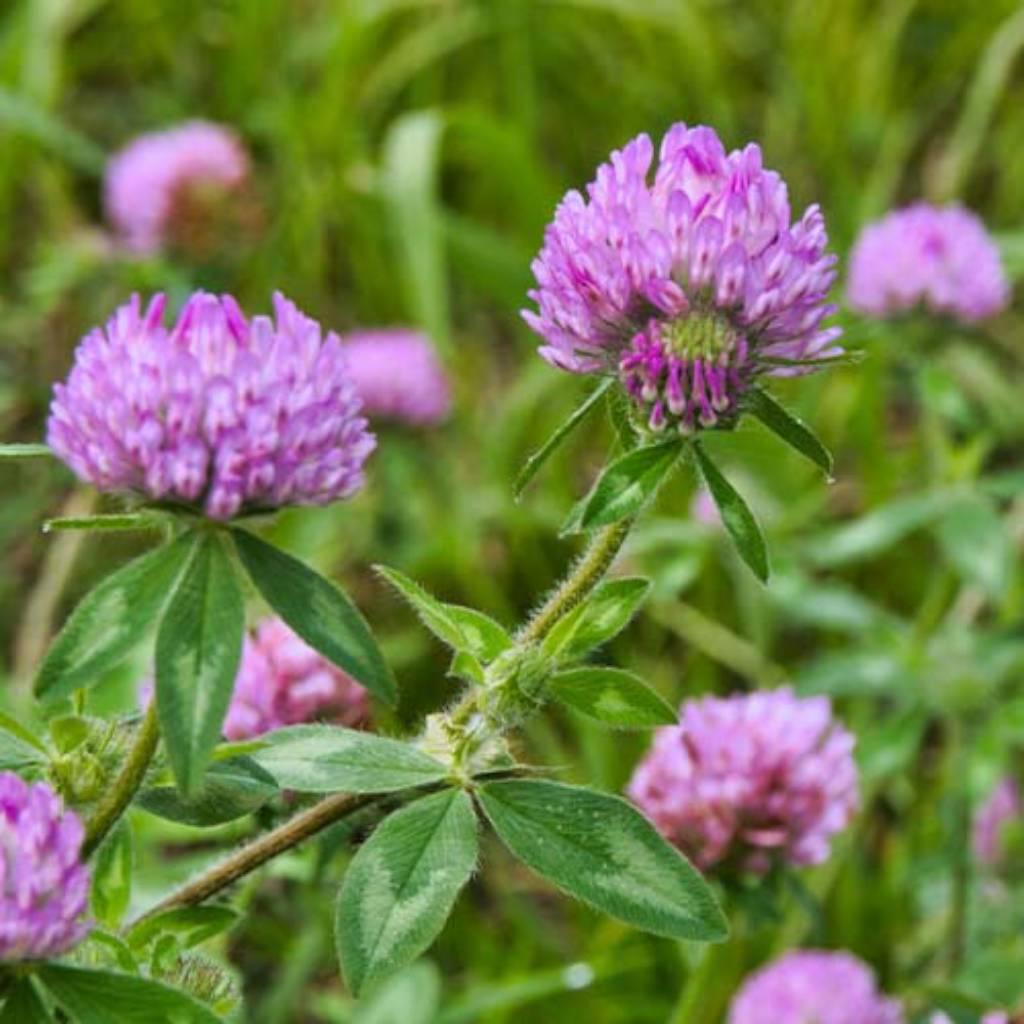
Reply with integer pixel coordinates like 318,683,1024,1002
224,618,371,740
0,773,91,962
729,950,903,1024
104,121,250,256
524,123,841,436
628,687,858,873
847,203,1009,323
47,291,375,520
340,330,452,426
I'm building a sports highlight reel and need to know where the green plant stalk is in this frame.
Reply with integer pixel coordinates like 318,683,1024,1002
82,701,161,859
130,790,381,926
668,932,745,1024
518,518,634,644
131,516,638,920
947,720,972,978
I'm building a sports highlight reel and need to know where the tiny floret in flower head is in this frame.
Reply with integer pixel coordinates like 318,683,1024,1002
524,123,841,436
628,686,858,873
104,121,250,255
847,203,1009,323
972,775,1021,867
224,617,372,740
729,950,903,1024
47,291,375,520
340,330,452,426
0,772,91,961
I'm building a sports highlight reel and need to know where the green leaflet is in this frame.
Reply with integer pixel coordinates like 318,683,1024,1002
568,439,682,533
514,378,612,500
38,965,222,1024
542,577,651,661
376,565,512,661
746,387,833,478
138,756,278,826
233,529,396,705
0,979,52,1022
337,789,478,995
35,533,195,701
90,820,133,929
251,725,450,794
155,532,245,796
478,779,727,942
549,666,676,728
692,441,769,582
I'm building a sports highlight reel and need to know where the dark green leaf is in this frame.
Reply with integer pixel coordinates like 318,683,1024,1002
156,532,245,796
692,441,768,582
0,979,51,1022
747,388,833,477
127,906,240,952
35,534,195,701
39,965,222,1024
91,820,133,929
234,529,396,705
0,710,46,752
542,577,651,661
514,379,612,500
138,757,278,826
251,725,449,793
0,721,46,771
478,779,726,942
572,440,681,532
549,667,676,728
337,789,478,995
0,443,53,459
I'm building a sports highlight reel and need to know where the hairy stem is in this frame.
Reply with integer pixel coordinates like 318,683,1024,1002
133,519,638,919
518,518,634,644
83,702,161,859
131,791,381,925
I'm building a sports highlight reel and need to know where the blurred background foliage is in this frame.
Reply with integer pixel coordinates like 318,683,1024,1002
1,0,1024,1021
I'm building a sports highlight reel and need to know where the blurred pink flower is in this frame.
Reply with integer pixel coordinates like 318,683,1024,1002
224,617,372,740
730,950,903,1024
340,330,451,426
105,120,250,255
0,773,91,962
847,203,1008,323
972,776,1022,866
628,686,858,873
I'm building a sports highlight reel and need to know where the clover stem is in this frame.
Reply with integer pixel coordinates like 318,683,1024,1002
82,701,161,859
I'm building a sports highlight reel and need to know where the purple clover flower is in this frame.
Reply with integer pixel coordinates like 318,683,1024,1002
104,121,249,255
729,950,903,1024
931,1013,1009,1024
47,291,375,520
847,203,1009,323
0,772,91,962
340,330,452,426
224,618,371,740
523,123,841,436
627,687,858,873
972,776,1021,867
